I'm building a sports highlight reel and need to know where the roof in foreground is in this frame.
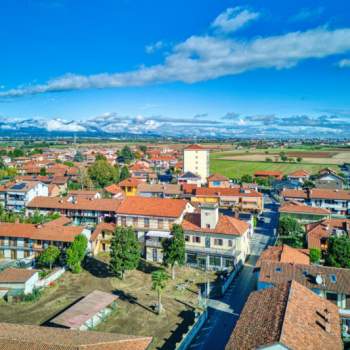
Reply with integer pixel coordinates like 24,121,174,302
0,322,152,350
0,268,38,283
116,196,189,218
226,280,342,350
280,201,331,215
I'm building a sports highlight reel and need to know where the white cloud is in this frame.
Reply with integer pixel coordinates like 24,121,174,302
211,7,259,33
2,20,350,97
46,119,86,132
291,7,324,22
145,40,165,54
338,58,350,68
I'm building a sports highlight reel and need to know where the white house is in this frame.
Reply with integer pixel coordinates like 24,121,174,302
0,268,39,295
183,144,209,185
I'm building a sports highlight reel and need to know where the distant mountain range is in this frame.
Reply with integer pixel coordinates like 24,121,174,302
0,113,349,139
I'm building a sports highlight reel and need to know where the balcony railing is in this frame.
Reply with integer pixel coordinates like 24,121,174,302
185,244,239,257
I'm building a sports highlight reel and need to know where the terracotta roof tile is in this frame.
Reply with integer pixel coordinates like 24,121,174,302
0,322,152,350
207,173,229,182
184,144,207,150
280,201,331,215
117,196,188,218
0,268,38,283
182,213,249,236
194,187,262,198
226,280,342,350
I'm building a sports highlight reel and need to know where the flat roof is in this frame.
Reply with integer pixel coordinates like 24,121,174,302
51,290,118,329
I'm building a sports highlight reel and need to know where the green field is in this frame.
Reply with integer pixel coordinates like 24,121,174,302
210,159,339,179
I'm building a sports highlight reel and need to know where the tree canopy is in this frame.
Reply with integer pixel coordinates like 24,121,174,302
109,226,140,279
325,236,350,268
66,234,88,273
38,245,60,270
88,159,119,187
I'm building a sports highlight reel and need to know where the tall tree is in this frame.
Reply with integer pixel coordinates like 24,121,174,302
109,226,140,279
119,166,130,182
151,269,169,314
120,146,134,164
326,236,350,268
38,245,60,270
66,234,88,273
88,159,119,187
162,224,186,279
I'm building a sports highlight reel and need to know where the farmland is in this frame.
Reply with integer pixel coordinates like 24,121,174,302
209,147,348,179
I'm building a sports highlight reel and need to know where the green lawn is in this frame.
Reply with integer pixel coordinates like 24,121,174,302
210,159,339,179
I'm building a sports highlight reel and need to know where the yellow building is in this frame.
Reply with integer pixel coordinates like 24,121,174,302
118,178,141,197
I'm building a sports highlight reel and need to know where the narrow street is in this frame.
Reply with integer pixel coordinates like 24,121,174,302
189,195,279,350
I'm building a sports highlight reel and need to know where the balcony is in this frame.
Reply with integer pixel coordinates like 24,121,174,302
185,244,239,257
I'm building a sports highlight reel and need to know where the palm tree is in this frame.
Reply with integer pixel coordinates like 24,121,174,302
151,269,169,314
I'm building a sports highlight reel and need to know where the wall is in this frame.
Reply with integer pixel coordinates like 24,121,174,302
184,149,209,184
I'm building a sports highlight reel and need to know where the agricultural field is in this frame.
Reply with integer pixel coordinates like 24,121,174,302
0,257,217,350
209,147,349,178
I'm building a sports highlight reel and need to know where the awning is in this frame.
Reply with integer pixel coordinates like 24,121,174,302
146,230,172,238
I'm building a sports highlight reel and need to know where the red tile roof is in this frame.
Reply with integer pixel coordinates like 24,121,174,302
182,213,249,236
288,169,310,177
226,280,342,350
282,188,350,200
254,170,283,178
306,218,350,249
280,201,331,215
255,245,310,268
118,177,142,187
0,322,152,350
194,187,262,198
207,173,229,182
184,144,207,150
0,268,38,283
27,197,121,212
117,196,188,218
91,222,116,241
104,184,124,195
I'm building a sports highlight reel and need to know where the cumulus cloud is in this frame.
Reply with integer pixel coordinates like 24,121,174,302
145,40,165,54
222,112,240,120
2,10,350,98
211,7,259,33
338,58,350,68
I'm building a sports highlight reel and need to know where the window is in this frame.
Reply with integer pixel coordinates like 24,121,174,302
144,218,150,228
102,243,106,252
185,235,190,242
192,236,201,243
158,219,164,229
121,217,126,226
214,239,223,246
187,253,197,264
209,256,221,267
133,217,138,226
228,240,233,247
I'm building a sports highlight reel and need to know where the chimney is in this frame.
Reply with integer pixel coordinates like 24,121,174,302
200,203,219,229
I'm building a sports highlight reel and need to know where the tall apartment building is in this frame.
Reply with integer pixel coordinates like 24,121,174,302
183,144,209,185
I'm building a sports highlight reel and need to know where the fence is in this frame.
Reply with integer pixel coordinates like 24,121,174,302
35,267,65,288
175,309,208,350
221,262,243,296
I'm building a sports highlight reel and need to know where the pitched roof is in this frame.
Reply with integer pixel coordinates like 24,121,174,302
104,184,123,195
259,260,350,294
194,187,262,198
0,268,38,283
117,196,188,218
0,322,152,350
288,169,310,177
226,281,342,350
118,178,142,187
182,213,249,236
254,170,283,177
90,222,116,241
255,245,310,268
184,144,207,150
137,183,181,195
27,196,121,212
207,173,229,182
0,219,84,243
280,201,331,215
179,171,201,179
306,218,350,249
282,188,350,200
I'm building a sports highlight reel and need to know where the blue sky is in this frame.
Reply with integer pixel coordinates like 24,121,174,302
0,0,350,137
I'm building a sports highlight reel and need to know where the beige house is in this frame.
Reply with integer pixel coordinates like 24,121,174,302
182,203,251,270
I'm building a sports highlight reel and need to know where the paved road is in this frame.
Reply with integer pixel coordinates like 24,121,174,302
189,196,279,350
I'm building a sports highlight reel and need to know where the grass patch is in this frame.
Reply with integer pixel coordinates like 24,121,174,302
0,257,217,350
210,159,339,179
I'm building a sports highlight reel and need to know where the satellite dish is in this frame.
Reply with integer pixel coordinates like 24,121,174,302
316,274,323,285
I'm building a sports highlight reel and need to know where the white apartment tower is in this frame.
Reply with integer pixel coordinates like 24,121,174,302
183,144,209,184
